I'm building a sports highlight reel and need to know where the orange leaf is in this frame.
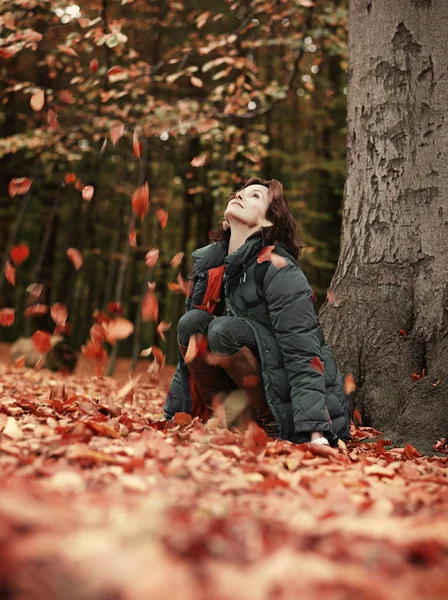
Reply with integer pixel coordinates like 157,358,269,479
170,252,184,268
190,154,208,167
184,333,208,363
157,208,168,229
66,248,83,270
24,303,48,318
82,185,94,201
133,129,142,158
90,58,99,73
399,329,407,336
32,330,52,354
110,121,125,146
190,76,203,88
107,66,125,77
65,173,77,184
51,302,68,326
257,246,275,263
132,182,149,220
145,248,159,268
105,318,134,344
59,89,75,104
150,345,165,369
0,308,14,327
30,89,45,111
156,320,171,342
310,356,324,374
344,372,356,395
57,44,78,57
5,261,15,286
243,421,268,454
9,177,32,197
353,408,362,425
173,412,193,425
90,323,107,345
10,243,29,266
129,222,137,248
142,290,159,322
107,302,124,316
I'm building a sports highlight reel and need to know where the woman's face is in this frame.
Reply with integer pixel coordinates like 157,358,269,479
224,184,270,229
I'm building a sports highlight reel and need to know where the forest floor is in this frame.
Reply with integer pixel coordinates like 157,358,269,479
0,344,448,600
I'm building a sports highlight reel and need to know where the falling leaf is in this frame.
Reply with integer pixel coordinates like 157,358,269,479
190,154,208,167
65,173,77,184
47,108,59,130
184,333,208,363
5,261,15,286
344,373,356,395
257,246,275,263
10,243,29,266
132,129,142,158
170,252,184,268
243,421,268,455
142,290,159,322
105,318,134,345
190,76,203,88
8,177,32,197
310,356,324,374
128,222,137,248
32,330,52,354
145,248,159,268
30,89,45,111
90,58,99,73
82,185,94,201
66,248,83,271
156,321,171,342
59,89,75,104
51,302,68,326
57,44,78,56
157,208,168,229
107,65,126,77
110,121,125,146
0,308,14,327
399,329,407,336
353,408,362,425
132,182,150,220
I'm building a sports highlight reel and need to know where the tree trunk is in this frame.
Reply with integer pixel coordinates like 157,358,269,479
320,0,448,455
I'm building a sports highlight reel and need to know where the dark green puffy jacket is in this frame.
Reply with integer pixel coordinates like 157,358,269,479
164,231,351,447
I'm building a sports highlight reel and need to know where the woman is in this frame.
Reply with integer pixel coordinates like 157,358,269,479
164,177,351,447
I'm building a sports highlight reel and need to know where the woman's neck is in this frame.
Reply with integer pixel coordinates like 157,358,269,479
227,227,261,255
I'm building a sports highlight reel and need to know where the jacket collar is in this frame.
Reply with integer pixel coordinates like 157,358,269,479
191,230,265,280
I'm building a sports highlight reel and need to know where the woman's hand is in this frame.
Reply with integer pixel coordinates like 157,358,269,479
310,431,325,441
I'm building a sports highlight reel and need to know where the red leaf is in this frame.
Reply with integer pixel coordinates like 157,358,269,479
107,66,126,77
257,246,275,263
310,356,324,374
24,303,48,318
90,58,99,73
66,248,83,270
57,45,78,57
0,308,15,327
170,252,184,268
51,302,68,326
65,173,77,184
157,208,168,229
156,320,171,342
132,182,149,220
142,290,159,322
243,421,268,454
32,330,52,354
105,318,134,345
133,129,142,158
145,248,159,268
9,177,32,197
5,261,15,286
10,243,29,266
173,412,193,425
110,122,125,146
108,302,124,316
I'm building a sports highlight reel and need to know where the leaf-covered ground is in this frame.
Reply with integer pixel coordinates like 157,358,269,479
1,362,448,600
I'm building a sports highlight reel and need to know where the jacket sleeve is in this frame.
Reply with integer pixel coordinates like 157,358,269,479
264,259,332,441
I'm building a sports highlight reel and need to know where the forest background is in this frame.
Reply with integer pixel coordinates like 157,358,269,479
0,0,348,374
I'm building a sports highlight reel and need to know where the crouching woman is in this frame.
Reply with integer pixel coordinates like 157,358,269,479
164,177,351,447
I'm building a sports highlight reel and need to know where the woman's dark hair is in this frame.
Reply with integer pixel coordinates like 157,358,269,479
209,177,304,260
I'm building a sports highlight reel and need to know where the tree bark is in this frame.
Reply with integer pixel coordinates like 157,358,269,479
319,0,448,455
